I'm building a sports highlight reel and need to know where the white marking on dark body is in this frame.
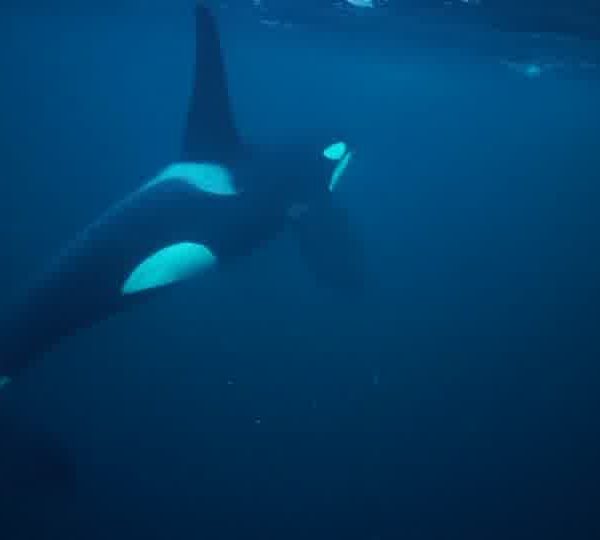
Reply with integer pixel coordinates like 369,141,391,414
323,141,353,192
143,162,239,196
122,242,217,295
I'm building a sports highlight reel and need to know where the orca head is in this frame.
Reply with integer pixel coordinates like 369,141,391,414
279,138,366,294
276,138,355,221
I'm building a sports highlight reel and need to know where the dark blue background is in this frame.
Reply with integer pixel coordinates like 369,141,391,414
1,2,599,539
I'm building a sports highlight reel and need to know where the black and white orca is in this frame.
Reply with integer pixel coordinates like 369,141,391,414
0,1,363,386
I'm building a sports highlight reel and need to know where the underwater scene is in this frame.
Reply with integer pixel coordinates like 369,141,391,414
1,0,599,538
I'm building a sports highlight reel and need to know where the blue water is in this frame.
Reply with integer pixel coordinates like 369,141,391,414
1,2,599,539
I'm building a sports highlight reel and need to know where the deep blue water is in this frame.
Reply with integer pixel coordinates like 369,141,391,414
1,1,599,539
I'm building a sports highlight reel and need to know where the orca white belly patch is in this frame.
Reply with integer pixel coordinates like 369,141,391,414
122,242,217,295
143,162,238,196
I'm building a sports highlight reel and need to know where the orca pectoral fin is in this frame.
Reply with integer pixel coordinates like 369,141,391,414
290,196,366,294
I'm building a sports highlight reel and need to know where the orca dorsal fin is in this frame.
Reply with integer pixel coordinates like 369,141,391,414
182,2,242,163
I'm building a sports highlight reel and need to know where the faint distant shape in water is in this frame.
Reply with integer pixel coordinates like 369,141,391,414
501,60,546,79
501,57,599,79
250,0,294,29
345,0,375,8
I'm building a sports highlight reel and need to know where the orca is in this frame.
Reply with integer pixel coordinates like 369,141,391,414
0,1,364,385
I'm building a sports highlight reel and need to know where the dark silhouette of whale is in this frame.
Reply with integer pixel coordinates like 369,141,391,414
0,407,77,535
